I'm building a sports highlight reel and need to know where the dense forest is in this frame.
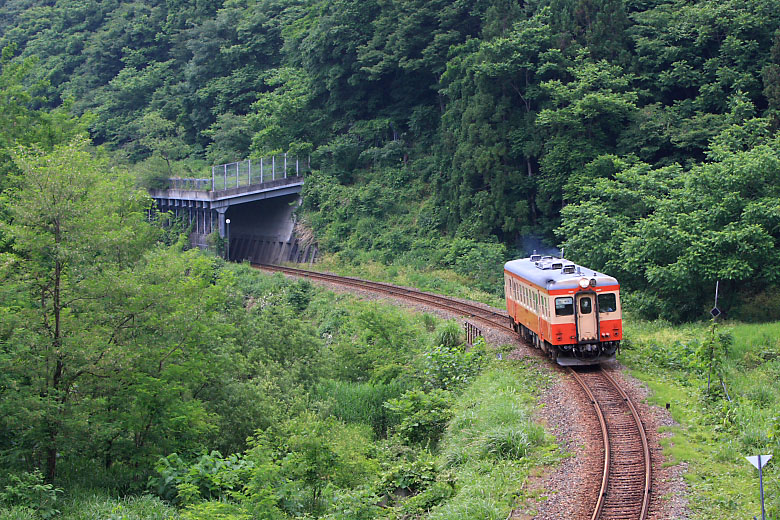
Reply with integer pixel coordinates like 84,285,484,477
1,1,780,519
2,0,780,319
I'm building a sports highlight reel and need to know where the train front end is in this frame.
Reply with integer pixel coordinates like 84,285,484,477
504,256,622,366
547,271,622,365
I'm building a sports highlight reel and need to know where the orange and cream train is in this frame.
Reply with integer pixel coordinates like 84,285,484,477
504,254,622,365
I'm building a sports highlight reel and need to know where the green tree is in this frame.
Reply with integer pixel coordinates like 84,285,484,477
0,137,158,481
558,122,780,320
137,111,192,176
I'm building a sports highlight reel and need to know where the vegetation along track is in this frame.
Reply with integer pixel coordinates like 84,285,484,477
255,264,653,520
568,367,652,520
253,263,514,331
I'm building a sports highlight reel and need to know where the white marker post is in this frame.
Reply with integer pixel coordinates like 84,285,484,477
745,454,772,520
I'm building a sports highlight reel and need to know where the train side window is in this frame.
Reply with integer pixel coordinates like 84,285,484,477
580,297,592,314
598,293,617,313
555,297,574,316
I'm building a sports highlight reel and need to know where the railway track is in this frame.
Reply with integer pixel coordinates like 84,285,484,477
253,263,514,330
254,263,653,520
569,367,652,520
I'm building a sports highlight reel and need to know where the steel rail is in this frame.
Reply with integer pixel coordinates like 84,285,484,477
253,263,514,331
600,369,652,520
568,367,652,520
568,368,611,520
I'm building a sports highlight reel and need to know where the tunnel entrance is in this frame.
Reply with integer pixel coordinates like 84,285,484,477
224,194,317,264
150,172,316,265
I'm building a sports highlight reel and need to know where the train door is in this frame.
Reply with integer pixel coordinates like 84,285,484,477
575,293,598,342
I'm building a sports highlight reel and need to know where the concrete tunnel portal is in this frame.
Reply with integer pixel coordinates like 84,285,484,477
149,174,317,265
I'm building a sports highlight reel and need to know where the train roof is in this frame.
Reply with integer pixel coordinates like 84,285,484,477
504,256,619,291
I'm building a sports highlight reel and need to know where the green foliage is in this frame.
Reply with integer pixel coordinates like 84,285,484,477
314,379,406,437
621,318,780,519
3,0,780,281
559,127,780,321
433,320,463,349
0,471,62,519
149,452,255,506
421,336,488,390
385,389,454,447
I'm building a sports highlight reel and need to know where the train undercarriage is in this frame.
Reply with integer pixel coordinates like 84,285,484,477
513,321,618,366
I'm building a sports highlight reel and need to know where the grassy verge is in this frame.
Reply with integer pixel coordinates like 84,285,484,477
620,318,780,519
429,361,562,520
0,491,180,520
302,255,505,309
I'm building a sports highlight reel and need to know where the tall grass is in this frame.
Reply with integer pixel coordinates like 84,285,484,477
427,362,558,520
314,379,408,437
11,491,182,520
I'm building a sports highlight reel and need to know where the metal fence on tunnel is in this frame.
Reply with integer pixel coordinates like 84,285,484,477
167,154,311,191
212,154,310,191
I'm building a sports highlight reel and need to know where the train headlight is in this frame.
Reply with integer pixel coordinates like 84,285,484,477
578,278,589,288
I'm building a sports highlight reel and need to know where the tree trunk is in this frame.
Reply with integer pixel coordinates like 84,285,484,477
45,249,64,483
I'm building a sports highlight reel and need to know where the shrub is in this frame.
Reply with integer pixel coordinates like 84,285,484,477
385,389,454,447
421,338,488,390
0,471,62,520
148,452,254,505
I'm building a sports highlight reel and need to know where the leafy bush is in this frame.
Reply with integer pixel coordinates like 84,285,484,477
378,446,438,496
149,452,254,505
385,389,454,447
421,338,488,390
0,471,62,520
321,486,382,520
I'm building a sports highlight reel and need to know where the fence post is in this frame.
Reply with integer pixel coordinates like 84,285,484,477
248,159,252,185
211,166,215,191
260,157,264,183
284,152,287,179
272,155,276,181
223,164,227,190
235,162,239,188
296,156,299,176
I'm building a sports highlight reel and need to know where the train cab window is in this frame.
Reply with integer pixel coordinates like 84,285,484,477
580,297,592,314
598,293,617,313
555,297,574,316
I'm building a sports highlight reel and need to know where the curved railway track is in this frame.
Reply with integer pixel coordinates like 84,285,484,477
253,263,514,330
568,368,652,520
254,263,653,520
